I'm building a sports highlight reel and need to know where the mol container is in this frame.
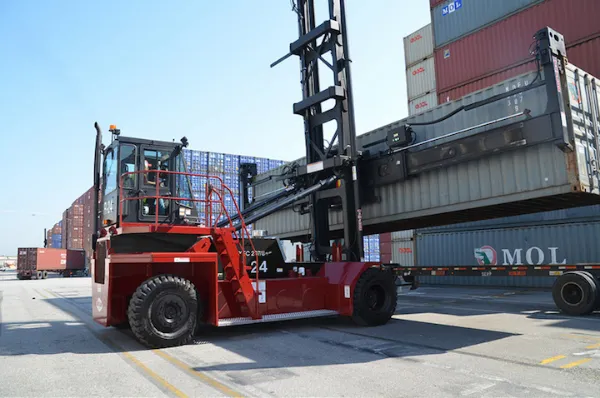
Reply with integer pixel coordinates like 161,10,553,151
431,0,542,48
414,220,600,288
17,248,85,280
434,0,600,94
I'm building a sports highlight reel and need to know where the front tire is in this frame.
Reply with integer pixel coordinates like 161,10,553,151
352,267,397,326
127,275,198,348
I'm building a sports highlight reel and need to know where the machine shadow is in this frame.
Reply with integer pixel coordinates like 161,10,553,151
0,320,115,356
187,316,517,373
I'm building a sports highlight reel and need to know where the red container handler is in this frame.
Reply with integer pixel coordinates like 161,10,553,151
17,248,85,279
438,34,600,103
434,0,600,94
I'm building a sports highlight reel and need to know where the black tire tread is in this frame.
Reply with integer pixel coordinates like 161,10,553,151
127,275,198,348
352,267,397,326
552,271,597,316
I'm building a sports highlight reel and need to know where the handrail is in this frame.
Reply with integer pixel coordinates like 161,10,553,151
117,169,261,313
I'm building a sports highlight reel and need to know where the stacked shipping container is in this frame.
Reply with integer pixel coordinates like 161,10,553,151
180,149,286,227
57,149,286,264
432,0,600,103
403,24,438,115
386,0,600,287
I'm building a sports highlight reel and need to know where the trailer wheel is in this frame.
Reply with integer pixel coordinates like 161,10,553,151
552,271,597,316
580,271,600,310
127,275,198,348
42,271,48,279
352,267,397,326
36,271,43,280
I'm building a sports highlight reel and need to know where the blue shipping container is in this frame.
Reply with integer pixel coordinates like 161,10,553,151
432,0,542,48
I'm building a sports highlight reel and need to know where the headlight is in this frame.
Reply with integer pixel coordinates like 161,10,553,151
179,207,192,217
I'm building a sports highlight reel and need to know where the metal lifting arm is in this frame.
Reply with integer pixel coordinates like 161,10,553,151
228,176,337,231
217,185,298,228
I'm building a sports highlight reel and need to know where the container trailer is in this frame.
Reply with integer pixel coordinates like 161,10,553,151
17,248,86,280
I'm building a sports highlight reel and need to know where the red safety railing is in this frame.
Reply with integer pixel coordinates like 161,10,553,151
117,169,260,305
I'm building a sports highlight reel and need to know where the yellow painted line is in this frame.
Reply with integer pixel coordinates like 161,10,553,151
36,288,187,398
560,358,592,369
153,349,244,398
586,343,600,349
122,352,188,398
540,355,566,365
562,334,600,342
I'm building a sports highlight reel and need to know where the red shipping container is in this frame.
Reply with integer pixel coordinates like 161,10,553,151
438,60,537,103
438,34,600,103
17,248,85,275
379,232,392,244
430,0,446,8
379,241,392,264
567,35,600,81
434,0,600,93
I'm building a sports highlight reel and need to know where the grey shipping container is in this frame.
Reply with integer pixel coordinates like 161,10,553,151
403,23,434,68
415,220,600,288
254,59,600,240
391,240,416,267
432,0,543,48
418,204,600,233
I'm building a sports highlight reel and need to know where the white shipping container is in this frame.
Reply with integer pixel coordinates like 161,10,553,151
391,240,415,267
403,23,434,68
408,92,438,116
406,56,436,100
391,230,415,241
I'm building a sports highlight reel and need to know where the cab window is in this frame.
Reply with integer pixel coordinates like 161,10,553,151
119,144,137,188
143,149,170,187
104,149,117,194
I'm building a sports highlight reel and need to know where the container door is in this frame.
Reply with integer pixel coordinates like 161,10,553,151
566,64,600,195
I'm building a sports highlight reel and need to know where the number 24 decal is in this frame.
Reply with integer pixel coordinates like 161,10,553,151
250,260,268,273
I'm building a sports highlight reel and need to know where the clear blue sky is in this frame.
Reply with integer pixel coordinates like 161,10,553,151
0,1,430,255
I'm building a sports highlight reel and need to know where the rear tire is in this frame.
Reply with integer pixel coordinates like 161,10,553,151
42,271,48,279
127,275,198,348
352,267,397,326
552,271,597,316
36,271,43,280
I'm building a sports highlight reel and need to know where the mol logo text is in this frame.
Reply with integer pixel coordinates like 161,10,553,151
412,67,425,76
410,34,423,43
474,245,567,266
414,101,428,110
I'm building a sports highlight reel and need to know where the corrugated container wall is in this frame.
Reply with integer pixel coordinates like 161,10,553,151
434,0,600,94
408,92,438,116
254,65,600,239
419,204,600,233
404,24,434,67
415,221,600,287
567,35,600,82
432,0,542,48
391,240,415,267
438,35,600,103
406,56,436,100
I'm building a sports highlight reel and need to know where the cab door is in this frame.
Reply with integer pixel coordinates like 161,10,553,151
139,146,174,222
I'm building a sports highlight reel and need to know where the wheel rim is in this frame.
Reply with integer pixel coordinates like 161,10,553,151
561,281,584,306
365,284,387,312
149,293,190,336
